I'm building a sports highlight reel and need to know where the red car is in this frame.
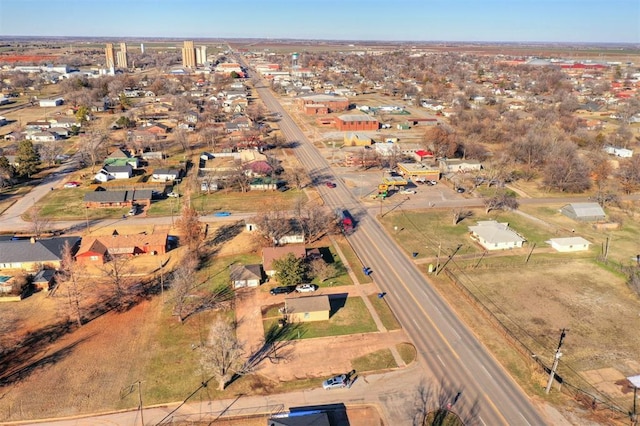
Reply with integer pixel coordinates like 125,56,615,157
63,181,80,188
325,181,336,188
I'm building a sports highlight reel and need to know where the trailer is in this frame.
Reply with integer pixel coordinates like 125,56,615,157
336,208,355,235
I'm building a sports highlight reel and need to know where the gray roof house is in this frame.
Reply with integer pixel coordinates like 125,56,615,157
560,203,606,222
0,237,80,271
84,189,152,207
468,220,526,251
229,264,263,288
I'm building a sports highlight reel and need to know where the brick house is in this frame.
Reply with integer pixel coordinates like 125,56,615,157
75,232,168,265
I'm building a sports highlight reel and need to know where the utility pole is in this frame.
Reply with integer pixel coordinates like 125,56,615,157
546,328,567,394
137,380,144,426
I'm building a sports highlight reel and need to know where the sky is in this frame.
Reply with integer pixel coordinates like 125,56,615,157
0,0,638,43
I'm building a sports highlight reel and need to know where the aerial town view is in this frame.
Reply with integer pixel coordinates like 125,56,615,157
0,1,639,425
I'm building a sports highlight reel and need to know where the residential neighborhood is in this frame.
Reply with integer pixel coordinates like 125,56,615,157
0,19,639,426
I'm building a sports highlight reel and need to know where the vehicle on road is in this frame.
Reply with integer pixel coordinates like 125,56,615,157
322,374,348,390
336,209,355,235
167,192,180,198
325,181,336,188
270,286,295,295
295,284,317,293
400,189,416,194
63,181,80,188
213,211,231,217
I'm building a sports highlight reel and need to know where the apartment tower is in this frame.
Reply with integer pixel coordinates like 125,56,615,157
116,42,128,69
105,43,116,69
182,40,196,68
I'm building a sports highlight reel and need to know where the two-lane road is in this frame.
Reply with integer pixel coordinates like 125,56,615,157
249,69,547,424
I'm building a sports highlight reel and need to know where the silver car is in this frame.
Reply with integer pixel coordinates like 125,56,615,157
322,374,348,390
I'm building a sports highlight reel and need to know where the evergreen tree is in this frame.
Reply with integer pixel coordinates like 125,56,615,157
15,140,39,177
273,253,307,287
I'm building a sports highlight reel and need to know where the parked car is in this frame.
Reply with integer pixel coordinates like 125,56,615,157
456,187,465,193
400,189,416,194
128,206,138,216
213,211,231,217
63,181,80,188
322,374,348,390
167,192,180,198
295,284,318,293
426,180,437,186
270,286,295,295
325,181,336,188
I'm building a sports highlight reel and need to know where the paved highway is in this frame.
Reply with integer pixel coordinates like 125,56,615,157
249,68,547,424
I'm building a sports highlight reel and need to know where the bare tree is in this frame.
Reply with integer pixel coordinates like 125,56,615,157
199,318,246,391
309,258,337,283
300,205,337,243
57,241,86,327
284,167,307,190
29,204,50,238
484,190,519,214
171,253,199,323
252,204,291,246
37,141,64,167
175,201,203,251
99,253,133,304
79,129,108,173
451,209,473,225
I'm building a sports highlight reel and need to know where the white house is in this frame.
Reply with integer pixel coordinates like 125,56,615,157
468,220,526,251
151,168,181,182
28,131,58,142
39,98,64,107
604,146,633,158
95,165,132,182
546,237,591,253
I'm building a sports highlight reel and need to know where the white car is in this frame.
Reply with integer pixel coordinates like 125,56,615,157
167,192,180,198
400,189,417,195
295,284,318,293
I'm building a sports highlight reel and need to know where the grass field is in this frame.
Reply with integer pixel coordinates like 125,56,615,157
367,294,401,330
351,348,397,372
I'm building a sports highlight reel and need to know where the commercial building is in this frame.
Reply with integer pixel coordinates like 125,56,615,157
182,40,196,69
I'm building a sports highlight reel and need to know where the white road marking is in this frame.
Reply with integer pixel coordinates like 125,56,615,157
437,354,446,368
478,415,486,426
519,412,532,426
412,318,422,331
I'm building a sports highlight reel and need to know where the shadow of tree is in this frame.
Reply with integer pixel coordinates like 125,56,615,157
206,221,244,248
225,321,304,389
0,334,93,387
411,378,479,426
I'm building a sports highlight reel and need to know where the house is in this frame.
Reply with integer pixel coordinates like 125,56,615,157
334,114,379,131
38,98,64,107
604,146,633,158
84,189,152,208
75,232,168,265
249,177,280,191
268,412,330,426
413,150,434,162
98,165,133,181
284,295,331,322
546,237,591,253
468,220,525,251
262,245,307,277
104,149,140,168
229,264,263,288
439,159,483,173
32,269,56,291
560,203,606,222
152,168,181,182
0,237,80,272
27,131,58,142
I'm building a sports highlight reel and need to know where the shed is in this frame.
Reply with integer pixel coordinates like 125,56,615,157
560,203,606,222
229,264,263,288
33,269,56,291
546,237,592,253
285,295,330,322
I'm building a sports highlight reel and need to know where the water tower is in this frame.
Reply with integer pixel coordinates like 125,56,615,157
291,52,299,70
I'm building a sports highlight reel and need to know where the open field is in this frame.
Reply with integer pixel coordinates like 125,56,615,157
381,204,640,411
